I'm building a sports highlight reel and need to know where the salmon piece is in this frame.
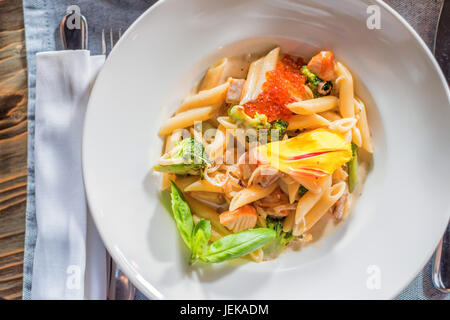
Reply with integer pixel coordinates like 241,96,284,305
307,51,335,81
219,205,257,233
226,78,246,103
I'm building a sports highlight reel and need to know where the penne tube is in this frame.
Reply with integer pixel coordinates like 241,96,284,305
332,166,348,183
206,127,226,162
294,176,331,224
184,179,223,193
287,96,339,115
354,97,374,153
293,181,346,236
176,82,229,113
241,47,280,104
287,181,301,204
229,183,278,211
287,114,330,131
352,126,362,147
252,47,280,99
199,58,228,91
344,129,352,143
240,58,264,104
319,111,342,122
335,62,354,118
328,117,357,133
296,85,314,101
159,106,214,135
184,193,231,236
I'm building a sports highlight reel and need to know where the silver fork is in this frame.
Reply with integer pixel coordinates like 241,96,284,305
102,28,136,300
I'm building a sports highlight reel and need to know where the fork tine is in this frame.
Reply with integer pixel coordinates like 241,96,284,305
103,28,121,56
101,29,106,55
110,28,114,50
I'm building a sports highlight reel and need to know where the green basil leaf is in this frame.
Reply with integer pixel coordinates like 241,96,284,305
170,181,194,249
200,228,276,263
190,220,211,263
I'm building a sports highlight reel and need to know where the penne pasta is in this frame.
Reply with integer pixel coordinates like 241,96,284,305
352,126,362,147
332,166,348,183
328,117,357,133
199,58,228,91
240,57,264,104
294,176,331,224
229,183,278,211
296,85,315,101
185,193,231,236
335,62,354,118
287,114,330,131
287,96,339,115
206,127,226,162
293,181,346,236
176,82,229,114
354,97,374,153
287,181,301,204
319,111,342,122
184,179,223,193
241,47,280,103
159,106,215,135
253,47,280,99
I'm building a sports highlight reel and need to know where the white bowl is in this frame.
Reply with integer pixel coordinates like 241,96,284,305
83,0,450,299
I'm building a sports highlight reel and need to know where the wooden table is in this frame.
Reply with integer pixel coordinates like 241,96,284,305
0,0,28,300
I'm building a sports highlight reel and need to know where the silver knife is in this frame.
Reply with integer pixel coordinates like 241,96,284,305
432,0,450,293
59,6,88,50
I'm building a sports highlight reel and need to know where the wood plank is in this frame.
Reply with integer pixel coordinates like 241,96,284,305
0,0,27,300
0,248,24,266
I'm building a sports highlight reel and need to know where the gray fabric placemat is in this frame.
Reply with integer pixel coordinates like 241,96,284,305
22,0,448,300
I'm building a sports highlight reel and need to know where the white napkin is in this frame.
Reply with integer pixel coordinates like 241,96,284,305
32,50,106,300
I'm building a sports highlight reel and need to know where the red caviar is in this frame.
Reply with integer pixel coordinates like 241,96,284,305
243,55,306,122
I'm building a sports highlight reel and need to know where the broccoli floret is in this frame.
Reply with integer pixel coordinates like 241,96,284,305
298,185,308,197
301,66,333,98
265,217,295,250
270,119,288,140
228,105,270,130
154,138,210,176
